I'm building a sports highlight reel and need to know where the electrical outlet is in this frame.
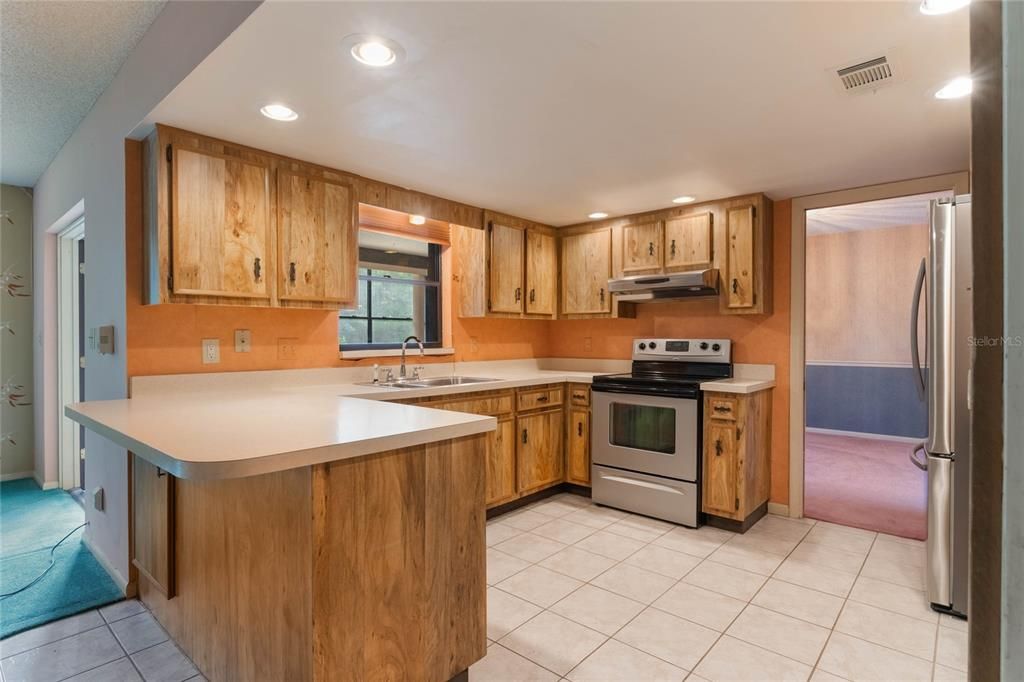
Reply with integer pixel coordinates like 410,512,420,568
277,337,297,360
235,329,252,353
202,338,220,364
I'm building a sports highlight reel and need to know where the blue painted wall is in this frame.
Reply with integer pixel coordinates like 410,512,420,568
806,364,927,439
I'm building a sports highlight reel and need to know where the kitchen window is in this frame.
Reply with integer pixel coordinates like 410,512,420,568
339,230,442,350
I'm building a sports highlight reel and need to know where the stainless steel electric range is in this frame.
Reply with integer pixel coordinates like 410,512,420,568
590,338,732,527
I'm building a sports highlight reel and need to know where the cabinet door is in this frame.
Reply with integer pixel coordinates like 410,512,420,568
171,147,270,299
488,223,525,313
525,231,556,316
725,205,756,309
703,421,738,518
664,213,713,272
561,230,612,315
278,172,357,304
621,221,663,274
487,417,517,507
567,408,590,485
133,455,175,597
517,410,564,493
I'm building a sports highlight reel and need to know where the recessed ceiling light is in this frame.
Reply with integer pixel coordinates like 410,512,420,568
260,103,298,121
920,0,970,15
409,214,426,225
351,37,400,67
935,76,973,99
588,212,609,220
672,196,696,204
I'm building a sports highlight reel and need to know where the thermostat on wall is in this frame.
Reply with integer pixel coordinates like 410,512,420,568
97,325,115,355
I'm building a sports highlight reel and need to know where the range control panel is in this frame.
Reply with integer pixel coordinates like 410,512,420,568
631,338,731,363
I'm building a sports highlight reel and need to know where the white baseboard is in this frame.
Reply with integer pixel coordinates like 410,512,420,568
0,470,35,482
767,502,791,518
82,532,129,596
33,473,60,490
806,427,922,444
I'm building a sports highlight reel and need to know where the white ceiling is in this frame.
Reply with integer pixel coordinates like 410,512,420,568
143,1,970,226
806,190,951,235
0,0,166,187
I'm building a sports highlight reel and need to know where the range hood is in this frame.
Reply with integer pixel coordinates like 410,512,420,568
607,269,720,301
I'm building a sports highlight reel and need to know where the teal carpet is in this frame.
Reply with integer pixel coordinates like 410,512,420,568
0,479,122,638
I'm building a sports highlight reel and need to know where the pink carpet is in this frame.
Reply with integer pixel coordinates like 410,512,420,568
804,431,927,540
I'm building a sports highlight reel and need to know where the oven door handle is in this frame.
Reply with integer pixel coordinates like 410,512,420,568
597,473,687,495
591,385,699,399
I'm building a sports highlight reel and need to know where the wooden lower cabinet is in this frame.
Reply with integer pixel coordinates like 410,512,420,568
132,455,174,597
517,408,564,494
566,408,591,485
487,416,517,506
701,390,772,524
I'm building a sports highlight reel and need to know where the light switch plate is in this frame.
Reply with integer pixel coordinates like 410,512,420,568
202,338,220,364
234,329,252,353
92,487,104,512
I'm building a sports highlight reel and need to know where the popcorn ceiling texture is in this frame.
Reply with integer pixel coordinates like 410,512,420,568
0,1,166,186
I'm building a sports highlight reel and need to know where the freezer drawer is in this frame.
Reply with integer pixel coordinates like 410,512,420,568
592,465,698,527
927,454,954,609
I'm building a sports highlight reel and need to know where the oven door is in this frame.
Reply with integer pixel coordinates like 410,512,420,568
591,390,698,481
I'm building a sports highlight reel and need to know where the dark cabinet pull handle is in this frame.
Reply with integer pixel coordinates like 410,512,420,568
289,262,297,284
714,405,731,413
515,287,521,302
732,278,739,294
536,395,548,403
648,242,654,256
671,240,676,257
599,287,605,303
156,468,166,478
253,257,262,282
577,422,583,437
529,288,536,303
715,439,723,457
522,429,528,444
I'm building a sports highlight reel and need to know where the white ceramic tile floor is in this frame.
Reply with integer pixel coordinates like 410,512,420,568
3,493,968,682
480,493,968,681
0,599,202,682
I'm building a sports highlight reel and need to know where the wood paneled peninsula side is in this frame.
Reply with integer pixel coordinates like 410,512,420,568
66,394,495,681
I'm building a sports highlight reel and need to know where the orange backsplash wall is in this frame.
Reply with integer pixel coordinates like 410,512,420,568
548,200,793,505
124,140,549,378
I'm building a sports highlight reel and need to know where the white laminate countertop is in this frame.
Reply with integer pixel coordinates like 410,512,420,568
66,395,496,481
66,361,775,481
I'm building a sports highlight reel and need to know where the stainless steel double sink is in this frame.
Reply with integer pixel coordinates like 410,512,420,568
355,376,498,390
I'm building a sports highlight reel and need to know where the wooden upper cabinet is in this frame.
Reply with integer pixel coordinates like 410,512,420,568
278,171,357,305
725,205,756,310
665,213,713,272
621,221,664,274
170,147,270,299
525,231,556,316
488,222,525,313
561,230,612,315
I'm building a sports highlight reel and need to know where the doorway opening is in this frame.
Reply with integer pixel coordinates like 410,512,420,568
801,192,948,539
57,218,84,493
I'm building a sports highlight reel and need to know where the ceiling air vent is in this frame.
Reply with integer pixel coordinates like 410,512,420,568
836,56,894,93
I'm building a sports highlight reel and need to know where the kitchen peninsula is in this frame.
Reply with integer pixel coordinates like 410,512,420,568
66,392,496,681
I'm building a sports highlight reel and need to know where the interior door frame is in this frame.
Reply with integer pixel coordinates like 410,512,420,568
57,218,85,491
787,171,970,518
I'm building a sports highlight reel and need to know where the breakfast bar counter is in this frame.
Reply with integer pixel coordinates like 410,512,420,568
65,394,495,682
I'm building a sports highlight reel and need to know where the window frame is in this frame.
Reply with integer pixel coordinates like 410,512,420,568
339,241,443,352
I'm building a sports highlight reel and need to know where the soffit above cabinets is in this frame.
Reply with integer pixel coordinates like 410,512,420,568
142,2,968,226
806,191,952,235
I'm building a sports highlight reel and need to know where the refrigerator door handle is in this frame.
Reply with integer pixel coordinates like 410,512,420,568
910,257,927,401
909,442,928,471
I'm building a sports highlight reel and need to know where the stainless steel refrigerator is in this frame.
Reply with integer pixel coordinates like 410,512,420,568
910,194,972,618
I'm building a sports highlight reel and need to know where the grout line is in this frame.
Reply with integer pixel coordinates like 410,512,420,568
0,621,110,663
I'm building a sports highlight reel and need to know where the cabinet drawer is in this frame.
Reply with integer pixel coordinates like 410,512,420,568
434,392,514,417
569,384,590,407
707,396,738,421
517,386,564,411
